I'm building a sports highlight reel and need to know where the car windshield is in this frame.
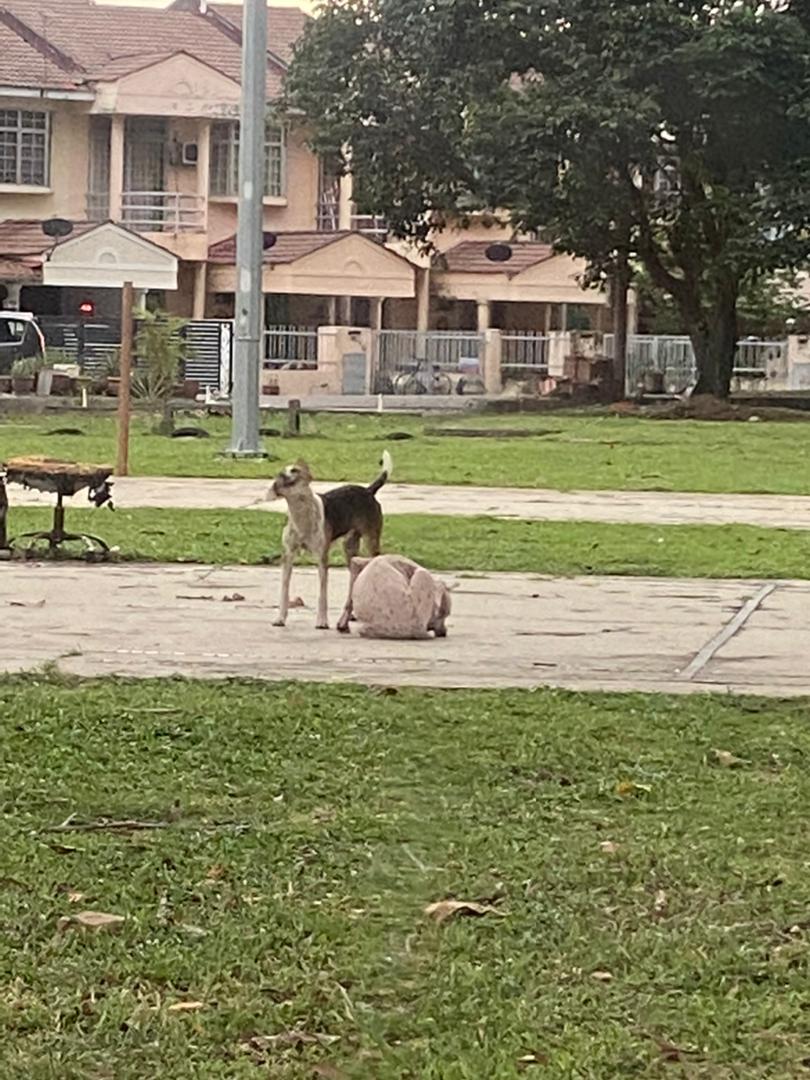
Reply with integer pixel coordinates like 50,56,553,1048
0,319,26,344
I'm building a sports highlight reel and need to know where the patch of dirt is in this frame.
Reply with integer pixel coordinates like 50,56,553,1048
610,396,810,422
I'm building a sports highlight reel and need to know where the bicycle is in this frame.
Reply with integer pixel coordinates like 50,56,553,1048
392,357,454,395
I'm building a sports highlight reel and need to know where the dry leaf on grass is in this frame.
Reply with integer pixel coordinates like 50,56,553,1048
243,1031,340,1052
600,840,620,854
58,910,125,932
710,748,747,768
517,1051,550,1069
590,970,613,982
67,890,85,904
312,1066,348,1080
167,1001,206,1012
653,889,668,916
424,899,504,925
616,780,652,798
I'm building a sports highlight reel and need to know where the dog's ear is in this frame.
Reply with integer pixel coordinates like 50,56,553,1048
295,459,313,482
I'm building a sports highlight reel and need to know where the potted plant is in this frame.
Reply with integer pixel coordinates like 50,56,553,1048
132,309,191,434
10,354,42,394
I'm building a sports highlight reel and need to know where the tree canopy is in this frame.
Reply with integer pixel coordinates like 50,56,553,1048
287,0,810,396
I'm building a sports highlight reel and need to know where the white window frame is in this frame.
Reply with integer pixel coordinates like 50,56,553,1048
209,120,286,199
0,109,50,187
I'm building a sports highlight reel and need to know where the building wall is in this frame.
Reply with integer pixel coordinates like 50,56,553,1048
206,127,320,244
0,101,91,221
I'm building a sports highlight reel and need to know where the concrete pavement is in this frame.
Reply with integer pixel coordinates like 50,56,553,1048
8,475,810,529
2,562,807,696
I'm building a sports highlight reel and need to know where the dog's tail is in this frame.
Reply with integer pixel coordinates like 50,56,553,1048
367,450,393,495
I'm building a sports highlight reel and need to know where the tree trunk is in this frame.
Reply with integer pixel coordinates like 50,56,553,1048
690,283,738,399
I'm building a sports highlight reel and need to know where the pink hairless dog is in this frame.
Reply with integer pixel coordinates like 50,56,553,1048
336,554,452,639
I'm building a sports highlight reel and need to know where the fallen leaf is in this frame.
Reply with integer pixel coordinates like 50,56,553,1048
312,1066,348,1080
167,1001,206,1012
222,592,245,603
653,889,668,915
59,910,125,932
711,748,747,768
244,1030,340,1052
616,780,652,798
591,970,613,982
424,899,504,925
600,840,620,854
205,864,226,881
517,1051,550,1069
67,890,85,904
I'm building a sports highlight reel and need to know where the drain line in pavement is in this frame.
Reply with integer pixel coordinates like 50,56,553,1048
678,582,778,681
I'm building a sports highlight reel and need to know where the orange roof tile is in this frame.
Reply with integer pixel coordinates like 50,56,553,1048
0,219,97,266
208,230,354,265
439,240,555,275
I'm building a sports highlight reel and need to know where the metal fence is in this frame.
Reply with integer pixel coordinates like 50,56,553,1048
501,332,550,376
264,325,319,368
604,334,788,395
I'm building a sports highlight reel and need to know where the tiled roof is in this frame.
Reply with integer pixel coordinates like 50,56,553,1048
0,20,82,90
439,241,555,275
0,219,97,266
208,231,353,265
0,0,296,98
206,4,310,65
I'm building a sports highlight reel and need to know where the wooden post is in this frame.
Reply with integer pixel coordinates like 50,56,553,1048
116,281,135,476
0,476,8,551
287,398,301,436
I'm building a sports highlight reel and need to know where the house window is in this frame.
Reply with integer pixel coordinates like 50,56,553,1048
209,121,286,198
0,110,50,186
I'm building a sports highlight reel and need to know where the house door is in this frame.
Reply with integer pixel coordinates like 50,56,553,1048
124,117,167,229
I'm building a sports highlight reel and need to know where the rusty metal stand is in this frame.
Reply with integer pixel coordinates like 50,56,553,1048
11,490,110,555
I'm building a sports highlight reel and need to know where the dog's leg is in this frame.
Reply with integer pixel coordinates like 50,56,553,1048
343,532,362,623
316,552,330,629
272,526,298,627
337,555,371,633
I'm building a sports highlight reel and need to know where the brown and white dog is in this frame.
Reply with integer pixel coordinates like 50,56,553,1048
336,554,452,639
270,451,392,629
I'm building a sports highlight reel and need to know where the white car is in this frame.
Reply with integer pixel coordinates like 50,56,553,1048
0,311,46,373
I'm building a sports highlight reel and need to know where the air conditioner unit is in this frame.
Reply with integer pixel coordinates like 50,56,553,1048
181,142,199,166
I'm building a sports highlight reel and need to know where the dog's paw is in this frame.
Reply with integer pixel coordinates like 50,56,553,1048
315,622,329,630
271,618,286,627
336,622,351,634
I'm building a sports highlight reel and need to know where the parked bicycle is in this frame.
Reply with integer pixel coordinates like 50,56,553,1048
392,357,454,395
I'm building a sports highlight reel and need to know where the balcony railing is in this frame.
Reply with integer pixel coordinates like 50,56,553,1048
121,191,205,233
351,213,387,239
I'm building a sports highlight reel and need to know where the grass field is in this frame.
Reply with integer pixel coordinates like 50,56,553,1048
7,505,810,580
2,409,810,493
3,678,810,1079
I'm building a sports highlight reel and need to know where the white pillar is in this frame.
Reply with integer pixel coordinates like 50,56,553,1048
3,282,22,310
482,329,502,394
327,296,337,325
559,302,569,331
416,267,430,331
196,119,211,231
338,172,353,231
476,299,491,332
193,262,207,319
109,115,125,223
337,295,351,324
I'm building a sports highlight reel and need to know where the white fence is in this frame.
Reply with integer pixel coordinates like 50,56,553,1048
501,332,551,376
264,326,319,368
604,334,788,395
374,330,483,392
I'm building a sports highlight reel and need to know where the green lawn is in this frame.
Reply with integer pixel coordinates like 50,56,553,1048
8,506,810,580
2,409,810,493
3,678,810,1078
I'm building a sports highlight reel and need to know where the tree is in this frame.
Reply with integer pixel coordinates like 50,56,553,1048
134,310,189,435
287,0,810,397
